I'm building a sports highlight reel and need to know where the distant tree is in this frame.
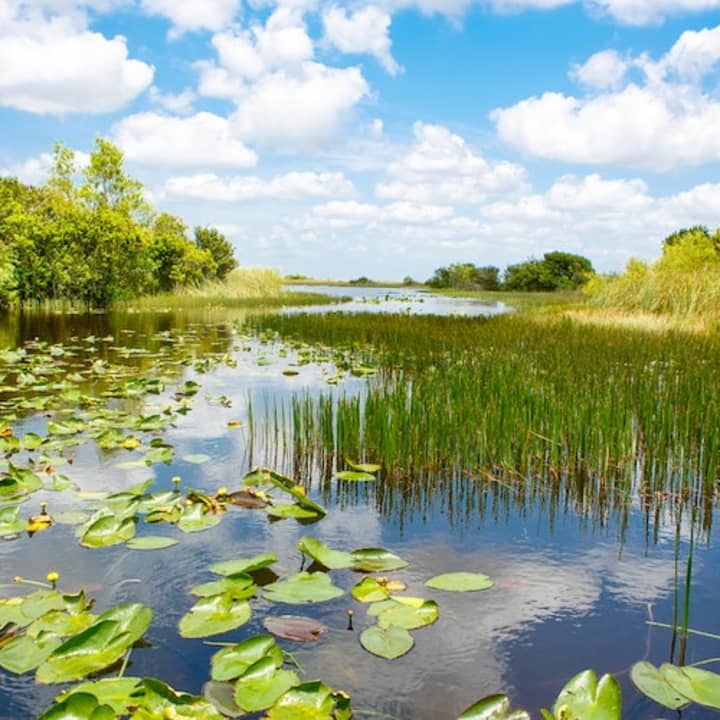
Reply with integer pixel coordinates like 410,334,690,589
427,263,500,290
349,276,372,285
403,275,415,286
194,226,237,280
504,252,594,291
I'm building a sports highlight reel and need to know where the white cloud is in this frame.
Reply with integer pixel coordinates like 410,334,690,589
113,112,257,168
323,5,401,75
230,62,369,149
493,25,720,170
0,13,153,114
586,0,720,25
376,121,528,203
1,149,90,185
148,86,196,114
311,199,454,227
570,49,630,89
163,171,355,202
139,0,240,36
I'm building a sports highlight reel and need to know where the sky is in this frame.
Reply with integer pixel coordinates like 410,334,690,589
1,0,720,280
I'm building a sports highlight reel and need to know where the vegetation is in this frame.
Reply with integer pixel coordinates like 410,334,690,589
0,140,238,309
586,226,720,320
428,252,594,291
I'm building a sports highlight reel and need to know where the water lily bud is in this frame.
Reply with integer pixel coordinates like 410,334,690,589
46,571,60,588
13,576,22,583
217,487,228,496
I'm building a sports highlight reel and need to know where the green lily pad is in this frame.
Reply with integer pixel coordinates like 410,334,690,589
425,572,494,592
211,635,283,682
346,460,381,473
267,503,323,520
0,505,24,537
263,573,344,605
552,670,622,720
38,692,115,720
53,510,91,526
191,572,256,600
81,513,136,548
266,680,352,719
178,593,251,638
132,678,225,719
126,536,179,550
210,552,277,576
55,677,143,715
0,589,65,629
376,599,439,630
662,664,720,710
360,625,414,660
203,681,245,718
233,656,300,712
630,662,688,710
0,631,63,674
351,548,408,572
177,503,222,533
298,537,354,569
458,694,530,719
352,577,391,603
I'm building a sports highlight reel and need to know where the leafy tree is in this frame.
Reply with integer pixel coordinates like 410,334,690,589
427,263,500,290
504,252,594,291
194,226,236,280
663,226,720,254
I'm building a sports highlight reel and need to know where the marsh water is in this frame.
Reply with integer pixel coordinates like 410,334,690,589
0,292,718,719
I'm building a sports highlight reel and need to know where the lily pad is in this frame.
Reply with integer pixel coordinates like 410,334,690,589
267,503,323,520
0,631,63,674
360,625,414,660
55,677,143,715
630,662,688,710
182,454,211,465
263,573,344,605
133,677,225,719
425,572,494,592
211,635,283,682
458,694,530,719
203,681,245,718
264,615,327,642
177,503,222,533
210,552,277,576
352,577,391,603
346,459,381,473
233,656,300,713
190,572,256,600
178,593,251,638
351,548,408,573
80,513,136,548
266,681,352,719
662,664,720,710
38,692,115,720
298,537,354,570
126,536,179,551
376,599,439,630
335,471,376,482
552,670,622,720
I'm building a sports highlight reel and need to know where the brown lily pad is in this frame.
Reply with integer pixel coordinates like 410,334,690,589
228,491,267,509
263,615,327,642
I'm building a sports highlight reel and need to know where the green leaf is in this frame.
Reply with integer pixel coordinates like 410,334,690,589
191,572,256,600
0,589,65,629
38,692,116,720
211,635,283,682
0,631,63,674
266,680,351,719
553,670,622,720
202,681,245,718
458,694,530,719
345,460,381,473
126,536,178,550
352,577,391,603
266,503,322,520
177,503,222,533
263,572,344,605
233,656,300,712
210,552,277,576
81,513,136,548
425,572,494,592
360,625,414,660
662,664,720,710
178,593,251,638
630,662,688,710
298,537,354,569
132,677,224,719
351,548,408,572
376,599,439,630
335,471,376,482
182,454,211,464
0,505,24,537
55,678,143,715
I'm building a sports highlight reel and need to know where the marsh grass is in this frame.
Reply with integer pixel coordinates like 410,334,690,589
250,311,720,525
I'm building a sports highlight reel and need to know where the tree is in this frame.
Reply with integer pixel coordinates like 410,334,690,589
663,226,720,255
427,263,500,290
194,226,236,280
504,252,594,291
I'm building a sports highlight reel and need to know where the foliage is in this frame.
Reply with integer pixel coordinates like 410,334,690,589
0,139,238,309
427,263,501,290
586,227,720,319
504,251,594,291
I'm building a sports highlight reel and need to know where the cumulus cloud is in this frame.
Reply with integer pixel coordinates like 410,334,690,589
139,0,240,36
323,5,401,75
0,12,153,114
148,86,196,114
586,0,720,25
376,121,528,203
0,150,90,185
492,25,720,170
112,112,257,168
162,171,355,202
230,62,369,149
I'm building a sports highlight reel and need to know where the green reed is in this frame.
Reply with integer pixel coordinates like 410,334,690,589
249,312,720,523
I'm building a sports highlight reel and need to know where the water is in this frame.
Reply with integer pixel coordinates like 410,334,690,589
0,300,717,719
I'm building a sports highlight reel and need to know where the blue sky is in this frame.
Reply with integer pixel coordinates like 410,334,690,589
1,0,719,280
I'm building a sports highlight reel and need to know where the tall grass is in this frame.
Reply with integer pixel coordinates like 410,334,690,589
249,311,720,526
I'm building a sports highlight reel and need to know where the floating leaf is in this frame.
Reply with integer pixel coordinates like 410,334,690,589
345,459,381,473
178,593,251,638
264,615,327,642
133,677,224,719
210,552,277,576
335,471,376,482
298,537,353,569
126,536,178,551
266,681,352,719
190,572,256,600
53,510,91,526
425,572,494,593
662,664,720,710
352,577,391,603
351,548,408,572
38,692,115,720
55,677,142,715
211,635,283,682
182,454,211,465
0,590,65,629
263,572,344,605
630,662,688,710
0,505,24,538
203,681,245,718
233,657,300,713
377,599,439,630
552,670,622,720
81,513,136,548
228,490,267,509
267,503,322,520
458,694,530,719
177,503,222,533
360,625,414,660
0,631,63,674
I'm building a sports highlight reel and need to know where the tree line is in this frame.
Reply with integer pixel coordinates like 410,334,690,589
0,139,236,309
427,251,595,292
